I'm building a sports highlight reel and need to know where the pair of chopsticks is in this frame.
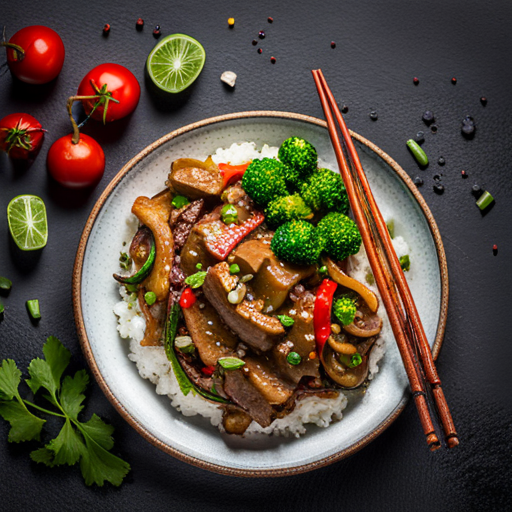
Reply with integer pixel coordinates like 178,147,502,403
312,69,458,450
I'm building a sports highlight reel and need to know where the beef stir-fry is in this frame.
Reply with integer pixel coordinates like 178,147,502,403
114,137,382,435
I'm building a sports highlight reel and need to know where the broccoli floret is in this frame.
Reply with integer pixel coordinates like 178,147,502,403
300,168,349,214
278,137,318,181
241,158,289,206
265,194,313,228
317,212,362,262
333,296,357,325
271,220,322,265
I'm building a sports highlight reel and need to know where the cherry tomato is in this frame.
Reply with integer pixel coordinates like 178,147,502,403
0,113,45,159
77,63,141,123
47,133,105,188
5,26,65,84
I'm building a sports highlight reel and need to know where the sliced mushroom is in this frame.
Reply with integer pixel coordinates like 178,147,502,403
169,156,223,199
343,300,383,337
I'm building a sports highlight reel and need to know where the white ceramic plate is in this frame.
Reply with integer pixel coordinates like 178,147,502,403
73,112,448,476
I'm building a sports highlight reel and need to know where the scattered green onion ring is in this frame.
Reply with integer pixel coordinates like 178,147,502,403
406,139,429,166
0,277,12,291
476,190,494,211
26,299,41,319
172,195,190,209
277,315,294,327
221,204,238,225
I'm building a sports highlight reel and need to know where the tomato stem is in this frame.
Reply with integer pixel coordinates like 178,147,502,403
66,95,96,144
1,41,25,61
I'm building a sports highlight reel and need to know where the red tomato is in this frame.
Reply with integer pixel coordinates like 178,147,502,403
77,63,141,123
5,26,65,84
47,133,105,188
0,113,45,159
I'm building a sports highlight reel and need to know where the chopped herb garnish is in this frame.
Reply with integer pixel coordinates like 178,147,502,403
125,283,138,293
318,265,328,275
0,302,4,315
476,190,494,211
196,262,203,270
229,264,240,274
0,336,130,486
184,271,207,289
26,300,41,320
144,291,157,305
349,353,362,368
386,220,395,239
119,252,132,271
277,315,295,327
0,277,12,291
218,357,245,370
286,352,301,366
399,255,411,272
172,195,190,209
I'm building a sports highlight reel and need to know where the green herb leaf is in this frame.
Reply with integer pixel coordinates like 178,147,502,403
43,336,71,391
399,255,411,272
184,271,207,289
172,195,190,209
0,400,45,442
60,370,89,420
30,447,57,467
277,315,294,327
44,418,84,466
218,357,245,370
79,414,115,450
26,358,57,397
0,359,22,400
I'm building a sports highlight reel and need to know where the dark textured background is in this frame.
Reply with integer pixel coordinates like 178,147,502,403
1,0,511,510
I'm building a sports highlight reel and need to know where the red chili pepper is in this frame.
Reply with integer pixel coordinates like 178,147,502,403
219,162,250,189
179,287,196,308
205,211,265,260
313,279,338,355
201,365,215,376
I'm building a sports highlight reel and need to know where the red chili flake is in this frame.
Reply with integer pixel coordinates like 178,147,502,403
331,41,336,49
461,170,468,177
268,17,274,23
451,77,457,84
257,48,263,54
103,24,111,35
201,366,215,376
413,77,419,85
136,18,144,30
270,56,276,64
153,25,161,38
493,244,498,255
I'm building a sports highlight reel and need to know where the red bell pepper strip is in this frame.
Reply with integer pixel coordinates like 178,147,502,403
219,162,250,189
313,279,338,354
179,287,196,308
201,365,215,376
205,211,265,260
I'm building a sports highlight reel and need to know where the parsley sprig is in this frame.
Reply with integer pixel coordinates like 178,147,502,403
0,336,130,486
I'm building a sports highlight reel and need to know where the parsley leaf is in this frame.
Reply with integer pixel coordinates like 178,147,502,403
184,270,207,289
0,336,130,486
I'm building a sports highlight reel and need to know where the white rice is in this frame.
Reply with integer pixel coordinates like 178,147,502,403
114,142,411,437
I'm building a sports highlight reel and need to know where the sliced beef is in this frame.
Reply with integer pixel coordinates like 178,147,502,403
223,370,273,427
182,297,238,366
171,199,206,252
180,226,218,276
203,263,284,352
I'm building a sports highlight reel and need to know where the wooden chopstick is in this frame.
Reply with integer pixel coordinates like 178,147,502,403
312,69,458,449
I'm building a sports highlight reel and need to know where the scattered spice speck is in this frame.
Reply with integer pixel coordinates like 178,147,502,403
136,18,144,30
433,174,442,182
268,17,274,23
228,17,235,27
430,124,438,133
451,77,457,84
414,177,424,186
341,105,348,114
153,25,161,38
422,110,435,125
257,48,263,54
331,41,336,49
433,183,445,194
480,96,487,106
370,111,378,121
438,157,445,166
252,39,258,46
259,30,265,39
461,170,468,178
413,77,419,85
472,184,482,196
461,116,476,138
103,23,111,35
415,131,425,143
493,244,498,255
270,56,276,64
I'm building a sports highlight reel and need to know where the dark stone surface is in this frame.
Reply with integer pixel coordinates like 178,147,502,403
1,0,511,510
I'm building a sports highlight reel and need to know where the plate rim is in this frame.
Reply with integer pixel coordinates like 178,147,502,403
72,110,449,477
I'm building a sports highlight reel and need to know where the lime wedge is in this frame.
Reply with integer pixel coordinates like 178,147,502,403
7,195,48,251
147,33,206,93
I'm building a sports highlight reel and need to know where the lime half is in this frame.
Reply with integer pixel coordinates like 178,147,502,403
147,33,206,93
7,195,48,251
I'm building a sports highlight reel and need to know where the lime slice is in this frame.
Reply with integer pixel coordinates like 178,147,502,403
147,33,206,93
7,195,48,251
